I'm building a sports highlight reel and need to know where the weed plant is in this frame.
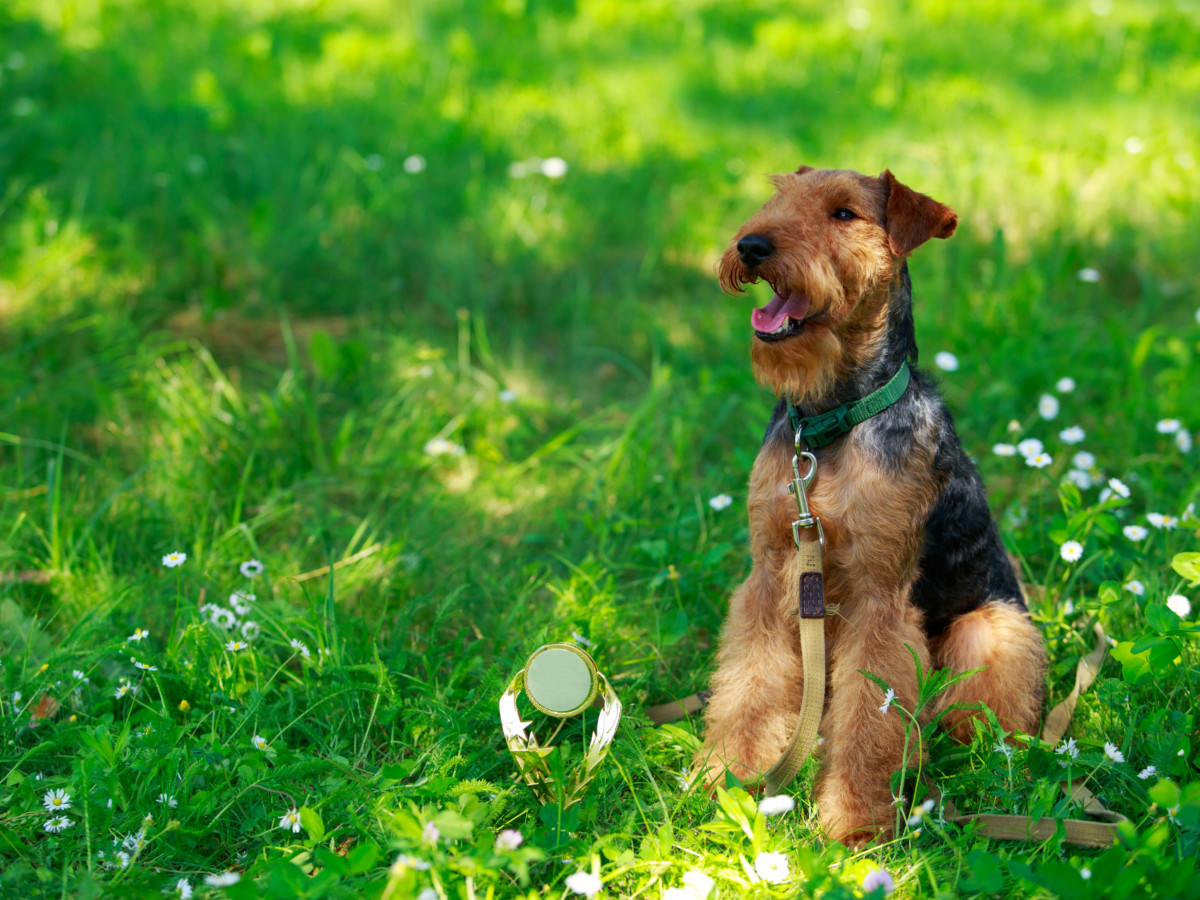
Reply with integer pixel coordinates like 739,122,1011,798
0,0,1198,897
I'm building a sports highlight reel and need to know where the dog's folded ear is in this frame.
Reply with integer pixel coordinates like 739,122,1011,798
795,165,814,175
880,170,958,257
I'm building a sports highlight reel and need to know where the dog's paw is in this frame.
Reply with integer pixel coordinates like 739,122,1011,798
818,786,893,847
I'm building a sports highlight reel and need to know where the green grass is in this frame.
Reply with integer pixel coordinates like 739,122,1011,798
1,0,1198,896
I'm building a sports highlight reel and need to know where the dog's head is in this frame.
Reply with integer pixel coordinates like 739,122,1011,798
718,167,957,402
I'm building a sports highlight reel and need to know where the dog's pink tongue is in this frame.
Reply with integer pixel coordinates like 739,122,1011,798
751,291,811,332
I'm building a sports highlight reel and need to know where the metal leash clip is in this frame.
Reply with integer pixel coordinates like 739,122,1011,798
789,426,825,547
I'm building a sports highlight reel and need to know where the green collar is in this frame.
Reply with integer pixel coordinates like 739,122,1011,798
786,361,911,450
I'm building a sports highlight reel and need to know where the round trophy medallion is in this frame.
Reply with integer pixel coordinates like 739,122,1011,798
522,643,599,718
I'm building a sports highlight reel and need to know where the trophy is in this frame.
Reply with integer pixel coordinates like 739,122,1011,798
499,643,621,807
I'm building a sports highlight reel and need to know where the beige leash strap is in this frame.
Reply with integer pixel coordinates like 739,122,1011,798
941,622,1128,847
763,538,826,795
1041,621,1109,747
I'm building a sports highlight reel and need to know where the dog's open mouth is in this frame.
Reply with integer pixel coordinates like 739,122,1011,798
751,289,813,342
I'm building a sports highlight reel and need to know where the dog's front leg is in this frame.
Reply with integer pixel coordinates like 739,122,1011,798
817,587,929,845
695,566,805,788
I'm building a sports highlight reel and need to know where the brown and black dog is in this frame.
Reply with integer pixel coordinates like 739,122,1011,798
695,167,1045,844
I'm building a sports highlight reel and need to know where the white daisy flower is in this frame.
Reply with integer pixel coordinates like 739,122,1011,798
1166,594,1191,618
1138,765,1156,780
1017,438,1044,458
43,789,71,812
1059,426,1086,444
681,870,715,898
424,438,465,457
203,873,241,887
1156,418,1181,434
1056,377,1076,393
1060,541,1083,562
565,871,603,896
1007,419,1022,433
252,735,268,750
157,793,178,808
1177,430,1193,452
128,628,149,642
123,831,147,853
1081,867,1092,880
1146,512,1167,529
239,559,264,578
934,351,959,371
1107,478,1131,499
288,638,311,658
1124,579,1145,596
753,851,790,884
1077,268,1101,283
403,154,427,174
1072,451,1096,470
162,552,187,568
175,878,192,898
1025,452,1053,469
224,639,248,653
43,815,72,833
1104,742,1125,763
114,681,133,699
540,157,568,178
72,670,88,683
708,494,733,511
1038,394,1060,420
1123,525,1148,541
879,687,895,714
422,821,439,845
114,850,131,868
279,808,302,833
209,607,236,629
1065,469,1094,490
1055,738,1080,760
392,854,432,872
132,659,158,671
240,621,261,641
495,828,523,851
993,443,1017,457
758,794,796,815
229,591,254,616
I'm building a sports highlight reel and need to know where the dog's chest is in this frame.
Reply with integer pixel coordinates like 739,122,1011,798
747,438,855,556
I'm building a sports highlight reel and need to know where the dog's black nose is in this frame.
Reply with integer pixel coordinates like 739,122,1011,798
737,233,774,266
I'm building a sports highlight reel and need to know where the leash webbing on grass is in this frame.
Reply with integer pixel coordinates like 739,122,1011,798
647,622,1126,847
938,622,1127,848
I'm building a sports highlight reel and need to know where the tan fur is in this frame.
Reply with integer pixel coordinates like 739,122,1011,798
930,602,1046,741
697,168,1041,847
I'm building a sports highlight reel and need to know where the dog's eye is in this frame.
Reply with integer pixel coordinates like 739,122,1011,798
832,208,858,221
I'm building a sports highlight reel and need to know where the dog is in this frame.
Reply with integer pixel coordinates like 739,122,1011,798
695,166,1046,845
